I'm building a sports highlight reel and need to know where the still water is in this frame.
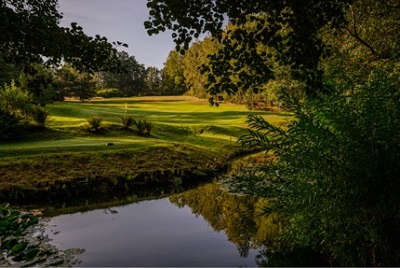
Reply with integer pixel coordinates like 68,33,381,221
42,182,271,267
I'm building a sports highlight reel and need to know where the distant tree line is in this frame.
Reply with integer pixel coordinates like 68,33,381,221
0,0,152,139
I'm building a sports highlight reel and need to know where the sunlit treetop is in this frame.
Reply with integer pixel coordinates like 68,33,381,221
145,0,353,95
145,0,350,49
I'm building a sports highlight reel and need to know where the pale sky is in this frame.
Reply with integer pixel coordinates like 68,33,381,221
57,0,176,69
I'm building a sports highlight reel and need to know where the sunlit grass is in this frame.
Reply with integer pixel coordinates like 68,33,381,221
0,96,291,202
0,96,290,157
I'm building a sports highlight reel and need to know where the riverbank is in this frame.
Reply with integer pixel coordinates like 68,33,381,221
0,142,256,204
0,96,289,204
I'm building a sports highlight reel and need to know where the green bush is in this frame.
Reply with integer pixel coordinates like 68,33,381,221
29,106,50,128
95,88,124,98
133,119,154,135
237,69,400,266
82,115,103,133
0,109,21,140
120,115,134,129
0,80,33,117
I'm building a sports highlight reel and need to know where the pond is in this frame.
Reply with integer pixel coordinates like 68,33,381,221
39,182,273,267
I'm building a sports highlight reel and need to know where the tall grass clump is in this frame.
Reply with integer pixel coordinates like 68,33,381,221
120,115,134,129
133,119,154,135
81,115,104,133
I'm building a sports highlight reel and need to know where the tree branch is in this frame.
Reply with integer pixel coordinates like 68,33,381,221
376,0,400,8
343,26,377,55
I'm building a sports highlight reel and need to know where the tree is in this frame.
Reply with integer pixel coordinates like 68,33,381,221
0,54,19,86
0,0,125,73
161,50,186,95
18,63,61,105
145,0,353,95
55,64,96,101
145,0,400,265
97,51,147,96
144,66,162,95
182,38,220,98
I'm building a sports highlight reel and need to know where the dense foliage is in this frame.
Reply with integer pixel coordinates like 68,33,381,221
96,51,147,97
161,50,186,95
0,0,125,72
238,70,400,265
54,64,96,101
0,204,81,266
146,0,400,265
0,81,51,139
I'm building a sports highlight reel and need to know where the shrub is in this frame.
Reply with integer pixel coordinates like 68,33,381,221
95,88,124,98
236,69,400,266
143,120,154,135
0,80,33,117
29,106,50,128
120,115,134,129
133,119,154,135
0,109,21,140
82,115,103,133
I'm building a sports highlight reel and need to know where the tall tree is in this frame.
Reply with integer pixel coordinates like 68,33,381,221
145,0,352,95
161,50,186,95
182,37,220,98
145,0,400,266
97,51,147,96
55,64,95,101
18,63,60,105
145,66,162,95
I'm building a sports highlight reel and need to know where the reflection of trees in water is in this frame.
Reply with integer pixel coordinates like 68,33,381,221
169,182,281,258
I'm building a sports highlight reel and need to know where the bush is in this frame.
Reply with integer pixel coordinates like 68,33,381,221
82,115,103,133
237,69,400,266
0,80,33,117
120,115,134,129
0,109,21,140
29,106,50,128
133,119,154,135
95,88,124,98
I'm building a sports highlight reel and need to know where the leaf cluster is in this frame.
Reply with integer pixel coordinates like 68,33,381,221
0,0,125,73
146,0,352,94
237,70,400,266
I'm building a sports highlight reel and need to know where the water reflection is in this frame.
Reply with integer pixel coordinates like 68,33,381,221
169,182,281,258
43,182,269,267
40,182,323,267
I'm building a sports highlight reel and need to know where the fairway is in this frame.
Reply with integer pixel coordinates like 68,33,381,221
0,95,290,202
0,96,288,157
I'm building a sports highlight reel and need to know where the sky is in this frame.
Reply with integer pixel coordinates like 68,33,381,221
57,0,176,69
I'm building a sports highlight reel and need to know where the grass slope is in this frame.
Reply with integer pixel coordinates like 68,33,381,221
0,96,289,203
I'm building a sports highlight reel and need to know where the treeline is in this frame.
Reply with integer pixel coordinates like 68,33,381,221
161,22,304,109
0,50,164,139
0,51,162,102
161,5,400,110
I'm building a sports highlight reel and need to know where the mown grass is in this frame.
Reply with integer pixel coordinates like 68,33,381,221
0,96,290,203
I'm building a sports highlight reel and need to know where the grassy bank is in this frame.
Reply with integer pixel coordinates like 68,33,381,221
0,96,289,203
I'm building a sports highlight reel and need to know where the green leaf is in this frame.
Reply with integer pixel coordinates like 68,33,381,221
24,247,41,260
11,242,28,254
0,220,11,228
4,238,18,250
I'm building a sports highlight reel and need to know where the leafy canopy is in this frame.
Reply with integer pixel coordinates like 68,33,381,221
0,0,127,73
145,0,352,94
